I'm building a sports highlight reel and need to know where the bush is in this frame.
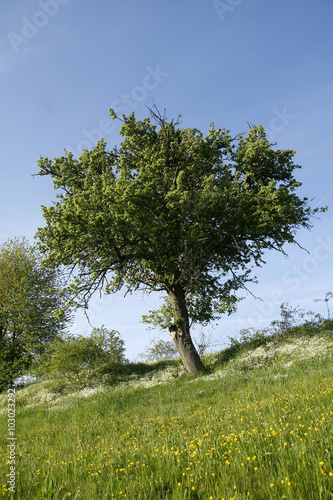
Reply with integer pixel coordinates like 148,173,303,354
43,378,71,394
35,326,125,381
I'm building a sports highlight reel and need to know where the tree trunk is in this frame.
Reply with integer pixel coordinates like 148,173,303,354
167,284,206,376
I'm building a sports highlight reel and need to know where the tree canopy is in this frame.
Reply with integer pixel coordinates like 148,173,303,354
0,238,71,389
36,106,324,375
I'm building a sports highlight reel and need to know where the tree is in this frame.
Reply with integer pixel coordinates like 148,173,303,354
35,106,325,375
270,302,306,333
142,296,218,355
0,238,71,389
36,326,126,381
314,292,333,320
89,325,126,363
139,336,179,362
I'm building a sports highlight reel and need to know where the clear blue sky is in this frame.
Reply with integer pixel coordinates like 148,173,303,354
1,0,332,359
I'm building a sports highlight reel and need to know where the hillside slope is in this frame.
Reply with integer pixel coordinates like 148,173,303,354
1,323,333,499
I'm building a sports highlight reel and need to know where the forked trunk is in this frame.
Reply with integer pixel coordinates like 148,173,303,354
167,285,206,376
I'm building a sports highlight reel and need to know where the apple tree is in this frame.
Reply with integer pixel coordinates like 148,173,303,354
36,107,324,375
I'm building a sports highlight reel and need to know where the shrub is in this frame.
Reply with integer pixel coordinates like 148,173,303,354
35,326,125,381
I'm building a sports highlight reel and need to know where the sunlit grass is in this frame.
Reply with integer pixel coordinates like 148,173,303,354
1,326,333,499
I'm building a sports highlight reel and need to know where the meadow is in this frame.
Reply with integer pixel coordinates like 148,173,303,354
1,322,333,499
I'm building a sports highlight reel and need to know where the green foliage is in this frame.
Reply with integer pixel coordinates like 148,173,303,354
42,377,71,395
142,296,225,336
35,106,325,368
89,325,126,362
139,336,179,362
0,237,71,391
36,326,125,381
271,302,311,332
2,323,333,499
228,327,270,354
141,297,174,331
228,300,329,358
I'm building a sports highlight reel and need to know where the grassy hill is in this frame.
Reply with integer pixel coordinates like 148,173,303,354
1,321,333,499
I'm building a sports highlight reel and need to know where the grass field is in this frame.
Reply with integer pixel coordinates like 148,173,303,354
1,323,333,499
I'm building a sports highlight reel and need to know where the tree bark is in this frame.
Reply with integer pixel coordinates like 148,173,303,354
167,284,206,376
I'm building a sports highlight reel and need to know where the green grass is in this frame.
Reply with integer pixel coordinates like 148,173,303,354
1,324,333,499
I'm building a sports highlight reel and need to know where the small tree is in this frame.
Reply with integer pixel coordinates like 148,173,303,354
37,326,125,381
193,327,216,356
36,106,325,375
314,292,333,321
270,303,306,333
139,337,179,362
271,302,323,335
89,325,126,363
0,238,70,390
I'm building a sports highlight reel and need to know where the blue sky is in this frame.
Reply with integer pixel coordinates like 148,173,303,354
1,0,332,359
